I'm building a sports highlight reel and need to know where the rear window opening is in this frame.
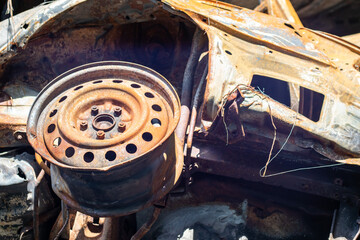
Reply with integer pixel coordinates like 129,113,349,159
251,75,291,107
250,75,324,122
299,87,324,122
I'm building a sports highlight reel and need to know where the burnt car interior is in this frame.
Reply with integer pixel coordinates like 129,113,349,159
0,0,360,239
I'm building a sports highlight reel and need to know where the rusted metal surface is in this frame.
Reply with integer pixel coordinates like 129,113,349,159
51,210,136,239
41,72,173,168
175,27,207,145
0,83,41,147
27,61,183,216
0,0,86,65
0,0,359,239
343,33,360,47
163,0,360,161
69,212,115,240
2,0,356,161
184,66,208,188
0,0,194,148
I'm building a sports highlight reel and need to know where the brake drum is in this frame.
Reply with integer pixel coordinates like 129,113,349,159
27,61,183,216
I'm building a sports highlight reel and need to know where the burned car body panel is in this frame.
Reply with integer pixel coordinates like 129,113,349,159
1,0,359,160
0,0,360,239
163,0,360,160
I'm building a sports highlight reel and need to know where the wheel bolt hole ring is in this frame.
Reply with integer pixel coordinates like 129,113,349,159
74,86,83,91
92,114,115,131
49,109,57,117
151,118,161,127
145,92,154,98
152,104,162,112
48,124,56,133
65,147,75,157
105,151,116,161
126,144,137,154
84,152,94,163
59,96,67,103
142,132,153,142
131,83,141,88
53,137,62,147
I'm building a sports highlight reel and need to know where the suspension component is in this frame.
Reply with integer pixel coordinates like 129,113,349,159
27,61,183,216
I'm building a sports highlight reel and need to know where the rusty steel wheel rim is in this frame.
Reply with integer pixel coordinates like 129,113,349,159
44,78,171,168
27,61,183,216
27,61,181,170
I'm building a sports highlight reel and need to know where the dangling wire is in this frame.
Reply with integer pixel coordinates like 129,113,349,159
218,84,345,178
260,110,297,177
258,102,347,178
260,162,346,178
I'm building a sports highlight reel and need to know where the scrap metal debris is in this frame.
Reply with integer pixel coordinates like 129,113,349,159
0,0,359,239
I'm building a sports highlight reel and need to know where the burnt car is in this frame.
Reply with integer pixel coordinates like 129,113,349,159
0,0,360,239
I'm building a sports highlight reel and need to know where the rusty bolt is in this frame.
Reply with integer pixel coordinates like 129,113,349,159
14,131,26,141
91,106,99,115
14,132,23,140
97,130,105,139
80,121,88,130
118,122,126,132
114,106,122,116
334,178,343,186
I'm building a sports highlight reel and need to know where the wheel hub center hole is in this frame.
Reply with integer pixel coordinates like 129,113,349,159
92,114,115,131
